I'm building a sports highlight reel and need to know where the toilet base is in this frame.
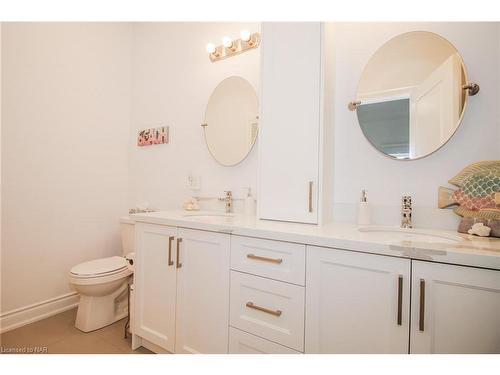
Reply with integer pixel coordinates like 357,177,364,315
75,282,129,332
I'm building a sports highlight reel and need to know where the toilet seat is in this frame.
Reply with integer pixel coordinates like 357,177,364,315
71,256,127,277
69,256,132,286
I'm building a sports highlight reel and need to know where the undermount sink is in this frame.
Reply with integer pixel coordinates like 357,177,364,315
183,212,234,219
358,226,463,244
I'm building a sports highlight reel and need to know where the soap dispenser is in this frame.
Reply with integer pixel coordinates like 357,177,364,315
244,187,256,216
357,189,371,225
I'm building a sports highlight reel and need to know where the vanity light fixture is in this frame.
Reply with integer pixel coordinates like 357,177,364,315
206,43,216,54
222,36,233,48
206,43,220,58
240,30,251,42
206,31,261,62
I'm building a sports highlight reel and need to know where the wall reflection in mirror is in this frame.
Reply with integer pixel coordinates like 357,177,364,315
354,31,476,160
203,76,259,166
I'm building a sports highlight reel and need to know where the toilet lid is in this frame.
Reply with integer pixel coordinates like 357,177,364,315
70,256,127,277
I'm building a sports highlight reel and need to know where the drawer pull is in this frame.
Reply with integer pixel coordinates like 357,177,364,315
246,302,282,317
247,253,283,264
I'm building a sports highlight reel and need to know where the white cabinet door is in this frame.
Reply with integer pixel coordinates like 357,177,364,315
305,246,411,353
175,228,230,354
258,22,321,224
134,223,177,352
411,261,500,354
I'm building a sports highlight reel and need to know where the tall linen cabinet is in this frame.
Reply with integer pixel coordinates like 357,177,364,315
258,22,334,224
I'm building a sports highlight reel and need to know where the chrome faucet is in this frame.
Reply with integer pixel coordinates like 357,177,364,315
401,195,412,228
218,191,232,213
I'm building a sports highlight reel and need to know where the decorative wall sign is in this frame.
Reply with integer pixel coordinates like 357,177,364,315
438,160,500,237
137,126,169,146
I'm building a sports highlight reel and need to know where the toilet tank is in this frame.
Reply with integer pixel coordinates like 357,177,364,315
120,216,135,256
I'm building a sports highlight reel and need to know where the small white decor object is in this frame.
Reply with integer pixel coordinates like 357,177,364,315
467,222,492,237
183,197,200,211
357,189,371,225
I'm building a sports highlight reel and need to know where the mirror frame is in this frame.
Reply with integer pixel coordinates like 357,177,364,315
202,76,259,167
353,31,476,161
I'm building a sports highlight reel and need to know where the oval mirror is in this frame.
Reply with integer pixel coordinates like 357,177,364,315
354,31,477,160
203,76,259,166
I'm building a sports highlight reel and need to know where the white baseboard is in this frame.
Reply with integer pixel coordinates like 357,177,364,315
0,292,80,334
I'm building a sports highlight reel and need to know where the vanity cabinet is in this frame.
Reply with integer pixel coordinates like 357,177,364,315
305,246,411,353
259,22,332,224
133,216,499,354
133,223,230,354
410,261,500,354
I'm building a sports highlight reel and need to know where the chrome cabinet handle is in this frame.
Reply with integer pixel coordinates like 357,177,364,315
247,254,283,264
246,302,282,317
167,236,174,266
176,238,183,268
397,275,403,325
308,181,313,213
419,279,425,331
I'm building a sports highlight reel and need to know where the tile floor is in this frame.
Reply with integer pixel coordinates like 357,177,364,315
0,308,152,354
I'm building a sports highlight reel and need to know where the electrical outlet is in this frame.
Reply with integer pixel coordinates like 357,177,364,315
187,174,201,190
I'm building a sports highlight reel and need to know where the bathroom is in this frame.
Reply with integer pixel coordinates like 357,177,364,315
1,0,499,373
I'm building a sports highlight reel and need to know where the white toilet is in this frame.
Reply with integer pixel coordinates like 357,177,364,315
69,216,135,332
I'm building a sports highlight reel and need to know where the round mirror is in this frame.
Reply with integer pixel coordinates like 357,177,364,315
354,31,476,160
203,76,259,166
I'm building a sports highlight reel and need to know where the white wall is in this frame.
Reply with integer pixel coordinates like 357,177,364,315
1,23,132,314
129,23,260,211
331,23,500,228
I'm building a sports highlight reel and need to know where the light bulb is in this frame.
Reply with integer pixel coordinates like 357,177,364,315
240,30,251,42
222,36,233,48
206,43,216,54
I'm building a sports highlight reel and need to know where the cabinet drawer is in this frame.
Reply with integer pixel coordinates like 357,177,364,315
231,236,305,285
230,271,305,351
229,327,301,354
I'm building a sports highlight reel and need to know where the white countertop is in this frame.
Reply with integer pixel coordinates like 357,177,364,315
130,210,500,271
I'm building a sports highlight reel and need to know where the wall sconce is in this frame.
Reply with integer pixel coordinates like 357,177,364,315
206,30,261,62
